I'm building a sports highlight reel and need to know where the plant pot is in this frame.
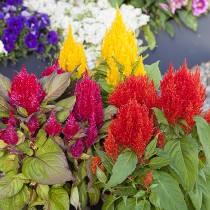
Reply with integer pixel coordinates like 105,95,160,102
143,13,210,74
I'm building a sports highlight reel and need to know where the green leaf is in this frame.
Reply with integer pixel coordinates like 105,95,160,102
165,137,199,191
128,0,145,8
43,72,71,101
95,149,113,173
99,121,111,134
0,185,29,210
98,78,114,94
144,61,162,89
22,138,74,185
108,0,124,7
36,184,49,200
0,153,16,173
149,156,170,169
0,73,11,99
102,195,118,210
0,175,24,198
165,22,174,37
78,180,88,210
152,171,187,210
152,108,169,125
142,25,156,50
103,105,117,121
136,200,151,210
17,106,28,117
106,150,137,188
35,128,47,148
88,186,101,206
178,10,197,31
189,182,202,210
96,166,107,184
149,192,161,208
55,96,76,122
70,187,80,210
117,198,136,210
195,116,210,166
144,136,158,159
47,187,69,210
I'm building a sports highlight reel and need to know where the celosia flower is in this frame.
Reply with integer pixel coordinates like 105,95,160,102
91,156,105,174
85,113,98,149
100,8,146,86
45,109,62,137
143,171,153,188
63,112,80,143
159,61,205,130
68,138,83,158
170,0,187,14
9,66,46,115
41,59,64,77
203,108,210,124
73,72,103,129
26,115,39,137
109,76,159,110
192,0,209,16
104,100,154,161
3,122,18,145
59,27,86,78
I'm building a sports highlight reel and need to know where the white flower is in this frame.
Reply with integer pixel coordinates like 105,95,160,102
23,0,150,68
0,40,8,56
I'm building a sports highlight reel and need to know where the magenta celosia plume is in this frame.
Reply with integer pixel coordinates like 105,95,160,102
26,115,40,137
45,109,62,137
68,138,83,158
73,71,103,129
9,66,46,115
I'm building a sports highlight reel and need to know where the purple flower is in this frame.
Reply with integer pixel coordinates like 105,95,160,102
17,14,26,25
6,0,15,5
38,14,50,29
8,17,23,32
0,12,4,20
2,37,15,52
35,42,45,54
24,33,38,49
192,0,209,16
4,27,18,42
26,16,38,30
46,31,58,44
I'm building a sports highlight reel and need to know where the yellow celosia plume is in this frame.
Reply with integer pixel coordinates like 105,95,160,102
100,8,146,86
59,27,86,78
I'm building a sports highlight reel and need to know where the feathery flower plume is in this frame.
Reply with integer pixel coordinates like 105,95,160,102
68,138,83,159
9,66,46,115
104,100,154,161
143,171,153,188
59,27,86,78
3,122,18,145
45,109,62,137
109,76,158,110
100,8,146,86
26,115,39,137
159,60,205,130
203,108,210,124
91,156,105,174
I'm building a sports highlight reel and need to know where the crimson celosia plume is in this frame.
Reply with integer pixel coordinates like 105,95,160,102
204,108,210,124
68,138,83,158
159,60,205,130
26,115,40,137
9,66,46,115
104,99,154,161
45,109,62,137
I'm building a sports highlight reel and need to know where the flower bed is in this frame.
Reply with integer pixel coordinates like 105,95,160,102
1,7,210,210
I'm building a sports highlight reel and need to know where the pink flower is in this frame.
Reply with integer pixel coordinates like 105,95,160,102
45,109,62,137
3,122,18,145
41,59,65,77
26,115,40,137
159,3,169,10
170,0,187,14
68,138,83,158
73,71,103,129
192,0,209,16
63,112,80,143
9,66,46,115
85,113,98,149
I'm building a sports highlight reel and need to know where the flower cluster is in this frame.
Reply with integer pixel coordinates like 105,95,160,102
44,72,104,158
159,61,205,130
0,0,58,63
23,0,150,69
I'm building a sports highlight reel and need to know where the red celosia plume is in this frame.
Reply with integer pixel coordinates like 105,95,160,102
159,60,205,131
104,99,154,161
9,66,46,115
109,76,159,110
91,156,105,174
203,108,210,124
